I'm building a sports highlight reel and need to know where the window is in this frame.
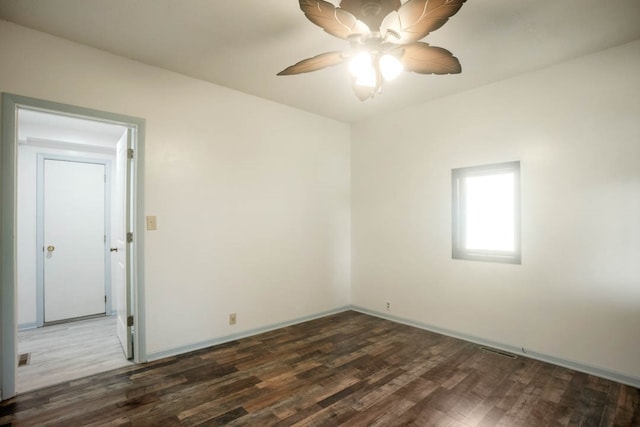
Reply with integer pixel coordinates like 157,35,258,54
452,161,521,264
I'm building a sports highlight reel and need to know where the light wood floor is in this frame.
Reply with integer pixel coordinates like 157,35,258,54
17,315,132,393
2,311,638,426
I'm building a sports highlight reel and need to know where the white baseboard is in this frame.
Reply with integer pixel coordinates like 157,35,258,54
17,322,38,331
350,305,640,389
146,306,351,362
145,305,639,389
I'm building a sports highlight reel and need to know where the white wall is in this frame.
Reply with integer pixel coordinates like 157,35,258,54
0,20,351,356
351,40,640,381
17,142,116,328
2,17,637,388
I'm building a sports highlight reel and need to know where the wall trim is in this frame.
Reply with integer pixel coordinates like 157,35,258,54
147,305,640,389
17,323,37,332
1,93,147,400
146,306,351,362
23,137,117,155
350,305,640,389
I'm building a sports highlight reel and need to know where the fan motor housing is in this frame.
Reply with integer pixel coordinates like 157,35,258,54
361,1,383,18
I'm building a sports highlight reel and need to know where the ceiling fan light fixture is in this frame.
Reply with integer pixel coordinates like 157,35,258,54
355,67,377,88
348,51,373,77
379,54,403,81
279,0,467,100
349,51,377,87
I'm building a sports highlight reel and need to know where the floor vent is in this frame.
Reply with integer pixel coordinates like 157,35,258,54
18,353,31,367
479,346,518,359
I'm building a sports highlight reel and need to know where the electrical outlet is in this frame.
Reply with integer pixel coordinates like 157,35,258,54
229,313,237,325
386,301,391,311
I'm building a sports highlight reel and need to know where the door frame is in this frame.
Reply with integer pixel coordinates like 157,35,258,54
37,155,113,326
1,93,147,400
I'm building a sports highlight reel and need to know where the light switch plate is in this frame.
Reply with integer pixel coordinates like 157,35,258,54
146,216,157,230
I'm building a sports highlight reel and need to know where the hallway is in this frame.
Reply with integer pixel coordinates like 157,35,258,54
17,316,132,393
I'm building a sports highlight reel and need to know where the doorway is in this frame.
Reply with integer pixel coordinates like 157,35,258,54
1,93,146,399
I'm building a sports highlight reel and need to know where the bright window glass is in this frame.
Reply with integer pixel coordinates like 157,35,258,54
465,172,515,251
452,161,520,264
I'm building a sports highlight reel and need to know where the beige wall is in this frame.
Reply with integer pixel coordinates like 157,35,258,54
0,20,351,357
351,40,640,381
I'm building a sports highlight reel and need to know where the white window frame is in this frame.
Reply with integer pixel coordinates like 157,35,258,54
452,161,521,264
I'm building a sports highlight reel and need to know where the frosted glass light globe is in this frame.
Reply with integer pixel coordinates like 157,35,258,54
355,66,377,88
379,54,403,81
349,52,372,77
349,52,377,88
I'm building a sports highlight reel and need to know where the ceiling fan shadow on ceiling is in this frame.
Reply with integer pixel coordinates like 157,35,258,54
278,0,467,101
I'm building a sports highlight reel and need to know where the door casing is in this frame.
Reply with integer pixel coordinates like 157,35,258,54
1,93,147,400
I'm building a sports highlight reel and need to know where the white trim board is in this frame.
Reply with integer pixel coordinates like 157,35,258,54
23,137,116,154
149,304,639,389
17,323,38,332
350,306,640,389
146,306,351,362
1,93,147,401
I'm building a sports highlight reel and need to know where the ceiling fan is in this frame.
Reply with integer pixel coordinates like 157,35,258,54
278,0,467,101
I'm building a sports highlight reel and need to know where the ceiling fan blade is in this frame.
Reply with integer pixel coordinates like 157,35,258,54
382,0,466,43
300,0,370,40
397,42,461,74
277,51,345,76
339,0,401,31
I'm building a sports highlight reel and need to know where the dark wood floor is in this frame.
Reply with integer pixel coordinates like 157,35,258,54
1,311,638,426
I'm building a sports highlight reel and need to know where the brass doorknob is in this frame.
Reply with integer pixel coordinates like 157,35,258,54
47,245,55,252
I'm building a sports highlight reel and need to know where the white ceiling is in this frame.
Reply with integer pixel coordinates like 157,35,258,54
1,0,639,123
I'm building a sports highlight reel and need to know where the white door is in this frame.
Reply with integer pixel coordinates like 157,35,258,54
113,129,133,359
43,159,106,322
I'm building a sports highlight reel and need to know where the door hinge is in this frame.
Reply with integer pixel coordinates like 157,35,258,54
127,316,134,327
127,148,134,159
127,232,133,243
105,295,107,303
